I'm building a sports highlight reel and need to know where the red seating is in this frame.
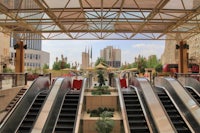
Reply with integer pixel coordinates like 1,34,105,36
72,79,82,90
120,78,127,88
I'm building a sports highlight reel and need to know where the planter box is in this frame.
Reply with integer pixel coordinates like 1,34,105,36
85,92,118,110
82,112,122,133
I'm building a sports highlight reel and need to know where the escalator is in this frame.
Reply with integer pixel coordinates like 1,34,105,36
185,87,200,104
17,90,48,132
123,90,150,133
156,89,191,133
0,77,50,133
155,77,200,132
54,91,80,133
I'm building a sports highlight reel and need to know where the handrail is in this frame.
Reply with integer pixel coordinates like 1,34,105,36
155,77,200,132
74,78,87,133
0,77,49,132
185,86,200,98
51,83,71,133
115,78,130,133
135,77,175,133
155,85,195,133
31,78,64,133
16,89,48,132
178,77,200,94
129,85,153,133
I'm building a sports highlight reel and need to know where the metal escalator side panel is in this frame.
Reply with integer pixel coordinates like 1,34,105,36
129,85,154,133
134,78,176,133
115,78,130,133
42,77,72,133
31,78,65,133
155,77,200,132
0,77,50,133
53,91,80,132
155,86,194,133
16,90,48,132
178,77,200,94
184,86,200,104
74,78,88,133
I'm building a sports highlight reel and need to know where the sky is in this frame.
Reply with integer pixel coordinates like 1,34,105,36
42,40,165,68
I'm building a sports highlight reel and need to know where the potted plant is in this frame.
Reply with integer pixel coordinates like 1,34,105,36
96,111,115,133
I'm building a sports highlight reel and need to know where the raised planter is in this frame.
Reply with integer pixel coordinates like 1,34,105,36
85,92,118,110
82,112,122,133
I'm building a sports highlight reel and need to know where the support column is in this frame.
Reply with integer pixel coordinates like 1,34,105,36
178,41,188,73
15,41,25,73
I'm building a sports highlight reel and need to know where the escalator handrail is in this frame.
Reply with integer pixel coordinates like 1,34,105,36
129,85,153,133
74,78,87,133
15,89,48,132
31,78,64,132
185,86,200,98
155,77,200,132
156,85,195,133
178,77,200,94
0,77,49,132
51,85,71,132
115,78,130,133
135,77,176,133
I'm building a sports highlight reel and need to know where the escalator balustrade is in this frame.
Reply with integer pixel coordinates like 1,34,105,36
157,90,191,133
185,87,200,104
54,91,80,133
17,90,48,133
123,91,150,133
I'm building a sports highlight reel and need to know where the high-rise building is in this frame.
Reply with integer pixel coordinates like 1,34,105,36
100,46,121,68
81,52,89,69
9,1,49,71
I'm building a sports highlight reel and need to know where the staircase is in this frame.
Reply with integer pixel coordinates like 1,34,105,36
5,88,27,111
123,91,150,133
157,91,191,133
17,91,48,132
54,92,80,133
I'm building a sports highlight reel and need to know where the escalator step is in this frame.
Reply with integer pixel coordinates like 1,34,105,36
130,126,149,132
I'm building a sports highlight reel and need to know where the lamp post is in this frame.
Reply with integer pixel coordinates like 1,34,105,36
176,41,189,73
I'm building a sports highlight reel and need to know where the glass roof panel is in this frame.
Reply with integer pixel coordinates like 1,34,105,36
163,0,193,9
44,0,80,8
81,0,122,8
0,0,199,40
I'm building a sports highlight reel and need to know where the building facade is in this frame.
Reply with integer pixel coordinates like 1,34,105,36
100,46,121,68
81,52,89,69
0,32,11,73
9,38,49,72
161,33,200,70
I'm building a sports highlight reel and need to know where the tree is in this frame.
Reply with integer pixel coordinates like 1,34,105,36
135,56,147,73
147,55,159,68
53,62,60,70
43,64,49,69
52,61,70,70
155,64,163,72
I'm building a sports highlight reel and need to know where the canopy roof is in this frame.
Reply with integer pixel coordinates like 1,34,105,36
0,0,200,40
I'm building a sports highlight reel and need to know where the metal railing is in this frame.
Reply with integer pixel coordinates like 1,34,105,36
0,73,51,89
74,78,87,133
115,78,130,133
175,73,200,82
